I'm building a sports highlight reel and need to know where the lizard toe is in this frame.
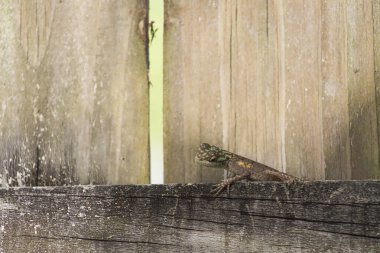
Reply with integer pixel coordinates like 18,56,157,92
211,180,230,196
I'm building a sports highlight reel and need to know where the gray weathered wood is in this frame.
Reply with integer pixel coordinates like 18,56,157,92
375,0,380,177
0,0,149,186
164,0,229,183
321,0,351,180
0,181,379,252
279,0,324,179
347,0,379,179
164,0,380,183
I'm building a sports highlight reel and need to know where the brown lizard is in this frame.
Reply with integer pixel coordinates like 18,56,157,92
195,143,300,195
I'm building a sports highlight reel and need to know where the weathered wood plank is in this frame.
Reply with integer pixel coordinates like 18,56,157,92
321,0,351,179
0,1,40,186
280,0,324,180
0,181,379,252
0,0,149,186
375,0,380,175
164,0,230,183
347,0,380,179
230,0,282,170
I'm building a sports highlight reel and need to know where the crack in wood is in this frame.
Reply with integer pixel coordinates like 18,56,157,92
16,234,178,246
208,208,380,226
270,243,306,249
156,213,246,226
156,224,210,232
304,228,380,240
201,197,372,208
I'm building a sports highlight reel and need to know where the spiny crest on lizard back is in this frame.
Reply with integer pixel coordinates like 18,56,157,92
195,143,233,166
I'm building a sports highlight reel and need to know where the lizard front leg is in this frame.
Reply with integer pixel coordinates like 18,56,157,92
211,173,250,196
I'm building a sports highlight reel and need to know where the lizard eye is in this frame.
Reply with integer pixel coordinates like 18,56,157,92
200,143,211,149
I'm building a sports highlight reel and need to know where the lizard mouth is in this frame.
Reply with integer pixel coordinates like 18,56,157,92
195,152,218,162
195,155,215,162
196,159,225,167
195,155,226,167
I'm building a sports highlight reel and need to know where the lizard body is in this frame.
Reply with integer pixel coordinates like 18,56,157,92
195,143,299,195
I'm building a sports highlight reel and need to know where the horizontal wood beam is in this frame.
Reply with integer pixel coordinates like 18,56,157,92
0,181,379,252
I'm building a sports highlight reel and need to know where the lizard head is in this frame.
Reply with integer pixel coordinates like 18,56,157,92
195,143,233,167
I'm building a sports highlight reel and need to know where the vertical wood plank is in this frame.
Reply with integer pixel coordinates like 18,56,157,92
347,0,380,179
0,1,38,186
0,0,149,186
321,0,351,179
164,0,231,183
37,0,149,185
163,0,185,183
230,0,282,170
374,0,380,173
275,0,287,173
280,0,324,179
267,0,284,170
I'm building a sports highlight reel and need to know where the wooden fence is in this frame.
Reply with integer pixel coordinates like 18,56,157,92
0,1,379,186
1,0,380,185
165,0,380,183
0,1,380,252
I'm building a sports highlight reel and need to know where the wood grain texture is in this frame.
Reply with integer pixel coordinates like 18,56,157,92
375,0,380,178
164,0,230,183
280,1,324,179
0,182,379,252
0,0,149,186
321,0,351,180
347,0,379,179
164,0,380,182
231,0,280,168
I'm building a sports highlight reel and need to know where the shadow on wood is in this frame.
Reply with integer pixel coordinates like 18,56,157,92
0,181,379,252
